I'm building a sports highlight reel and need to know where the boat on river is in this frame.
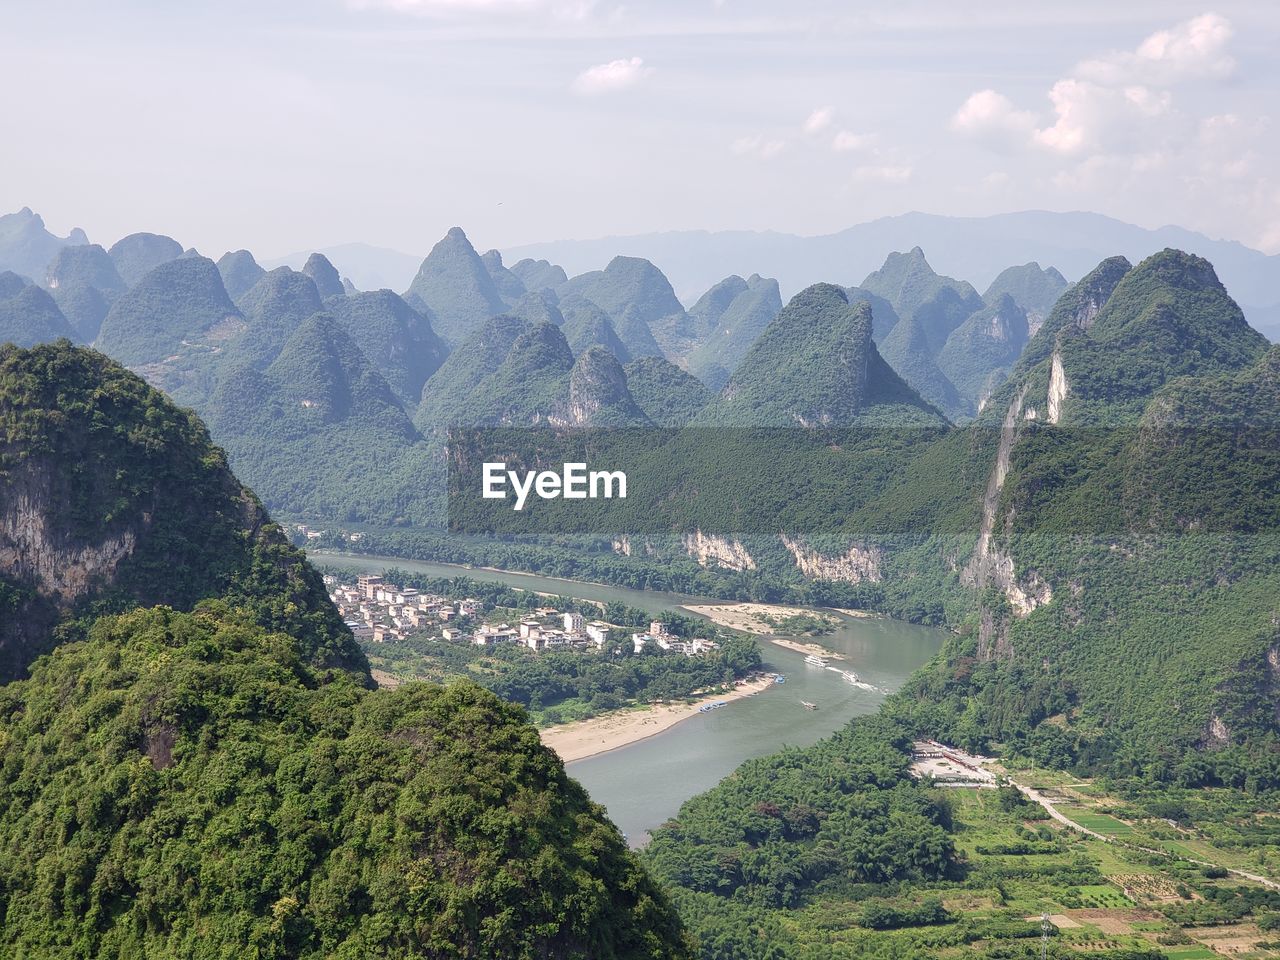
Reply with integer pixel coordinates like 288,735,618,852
804,654,828,667
801,700,818,710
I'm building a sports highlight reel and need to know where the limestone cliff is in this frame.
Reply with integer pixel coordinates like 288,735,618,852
682,530,757,571
0,341,362,679
780,535,882,583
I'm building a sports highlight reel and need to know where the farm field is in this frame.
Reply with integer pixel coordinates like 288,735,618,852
805,779,1280,958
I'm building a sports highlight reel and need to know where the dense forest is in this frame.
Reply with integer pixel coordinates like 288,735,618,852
0,343,691,958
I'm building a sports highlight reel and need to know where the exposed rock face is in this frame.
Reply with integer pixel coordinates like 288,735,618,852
1047,351,1069,424
682,530,756,571
780,535,882,583
964,383,1054,657
1,483,138,604
1067,260,1127,333
565,346,648,426
1205,715,1231,747
0,342,359,681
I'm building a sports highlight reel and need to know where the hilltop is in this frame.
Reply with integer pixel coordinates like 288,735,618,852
0,340,690,959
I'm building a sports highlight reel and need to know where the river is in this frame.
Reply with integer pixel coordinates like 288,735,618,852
309,550,946,845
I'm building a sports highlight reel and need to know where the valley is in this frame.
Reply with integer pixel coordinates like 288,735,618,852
2,206,1279,958
309,550,946,844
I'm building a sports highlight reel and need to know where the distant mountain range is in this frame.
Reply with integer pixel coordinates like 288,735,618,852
3,203,1279,528
249,212,1280,342
504,211,1280,331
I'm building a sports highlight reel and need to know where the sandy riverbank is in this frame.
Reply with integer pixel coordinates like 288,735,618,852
681,601,820,633
681,602,848,660
766,636,846,660
540,674,777,763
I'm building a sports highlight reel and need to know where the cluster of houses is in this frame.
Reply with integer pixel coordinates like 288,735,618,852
327,573,483,643
327,573,721,659
474,610,614,652
631,620,719,656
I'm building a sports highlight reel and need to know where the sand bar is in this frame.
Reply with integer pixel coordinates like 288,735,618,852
681,601,827,633
766,636,846,660
540,674,777,763
682,602,848,660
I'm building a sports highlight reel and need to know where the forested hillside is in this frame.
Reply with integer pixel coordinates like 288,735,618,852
0,341,691,959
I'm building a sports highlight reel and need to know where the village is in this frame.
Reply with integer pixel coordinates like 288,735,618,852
325,573,721,658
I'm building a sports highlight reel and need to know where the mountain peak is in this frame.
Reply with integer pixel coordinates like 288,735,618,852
46,243,126,294
323,289,447,406
481,248,528,301
303,252,346,299
266,311,405,423
0,284,76,347
107,232,184,285
97,255,238,368
861,248,982,342
560,295,629,362
404,228,508,347
697,282,945,427
567,345,649,426
216,249,266,301
509,257,568,292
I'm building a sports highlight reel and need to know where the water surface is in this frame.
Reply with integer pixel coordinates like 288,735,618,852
310,550,945,844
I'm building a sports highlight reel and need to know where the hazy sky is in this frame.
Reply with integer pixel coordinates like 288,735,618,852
3,1,1278,259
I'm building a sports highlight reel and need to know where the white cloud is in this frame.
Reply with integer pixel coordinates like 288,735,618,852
803,106,833,135
950,89,1037,149
1078,12,1234,86
831,130,874,152
950,14,1232,159
571,56,650,95
731,135,786,159
1032,78,1176,155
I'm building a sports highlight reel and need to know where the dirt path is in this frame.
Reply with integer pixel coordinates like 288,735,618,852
1004,775,1280,891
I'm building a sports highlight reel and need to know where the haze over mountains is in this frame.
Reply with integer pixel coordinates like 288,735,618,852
505,211,1280,335
228,211,1280,344
7,201,1280,521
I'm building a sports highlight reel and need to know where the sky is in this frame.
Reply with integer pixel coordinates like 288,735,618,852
2,0,1278,259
